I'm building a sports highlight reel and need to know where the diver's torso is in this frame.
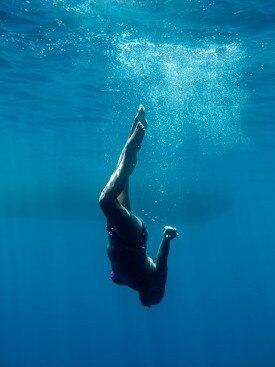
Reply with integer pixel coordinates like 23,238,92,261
107,237,153,290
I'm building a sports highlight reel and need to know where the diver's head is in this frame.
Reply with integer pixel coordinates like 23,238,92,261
138,286,164,308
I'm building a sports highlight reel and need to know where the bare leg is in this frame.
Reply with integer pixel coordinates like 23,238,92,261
116,105,147,174
99,120,146,243
117,105,147,211
130,104,148,135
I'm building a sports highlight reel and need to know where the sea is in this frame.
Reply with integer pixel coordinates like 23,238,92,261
0,1,275,366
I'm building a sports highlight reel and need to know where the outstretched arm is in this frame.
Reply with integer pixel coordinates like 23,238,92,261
155,226,178,286
139,227,178,307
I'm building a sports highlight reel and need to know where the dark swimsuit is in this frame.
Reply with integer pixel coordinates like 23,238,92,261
106,222,149,291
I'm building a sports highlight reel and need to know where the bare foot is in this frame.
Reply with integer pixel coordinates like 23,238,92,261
127,121,145,152
129,104,148,136
135,104,148,128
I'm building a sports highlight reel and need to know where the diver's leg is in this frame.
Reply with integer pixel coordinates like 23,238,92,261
130,104,148,135
99,122,146,241
117,105,147,211
117,180,131,211
116,104,147,169
101,121,145,202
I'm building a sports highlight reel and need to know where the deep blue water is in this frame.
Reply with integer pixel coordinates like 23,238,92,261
0,1,275,366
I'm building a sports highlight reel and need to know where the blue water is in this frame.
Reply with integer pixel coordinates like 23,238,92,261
0,1,275,366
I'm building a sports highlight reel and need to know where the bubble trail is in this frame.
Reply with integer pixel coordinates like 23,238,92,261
114,39,248,157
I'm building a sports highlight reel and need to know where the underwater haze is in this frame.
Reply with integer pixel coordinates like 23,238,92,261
0,1,275,366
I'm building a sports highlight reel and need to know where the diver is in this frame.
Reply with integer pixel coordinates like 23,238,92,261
99,104,178,307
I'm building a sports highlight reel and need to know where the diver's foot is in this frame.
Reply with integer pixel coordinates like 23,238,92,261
127,121,145,152
134,104,148,129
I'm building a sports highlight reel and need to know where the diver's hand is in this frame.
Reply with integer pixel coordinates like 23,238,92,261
163,226,178,240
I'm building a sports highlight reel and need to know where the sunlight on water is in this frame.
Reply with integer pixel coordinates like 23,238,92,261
51,0,96,14
114,39,248,156
41,0,249,161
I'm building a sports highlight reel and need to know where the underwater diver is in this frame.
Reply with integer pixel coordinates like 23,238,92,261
99,104,178,307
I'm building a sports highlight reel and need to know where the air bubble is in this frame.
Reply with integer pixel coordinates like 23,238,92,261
114,39,247,156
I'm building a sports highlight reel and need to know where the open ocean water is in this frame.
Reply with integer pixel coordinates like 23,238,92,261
0,1,275,366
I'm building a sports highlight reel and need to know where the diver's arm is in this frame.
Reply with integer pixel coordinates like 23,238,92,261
155,226,178,288
140,227,178,307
